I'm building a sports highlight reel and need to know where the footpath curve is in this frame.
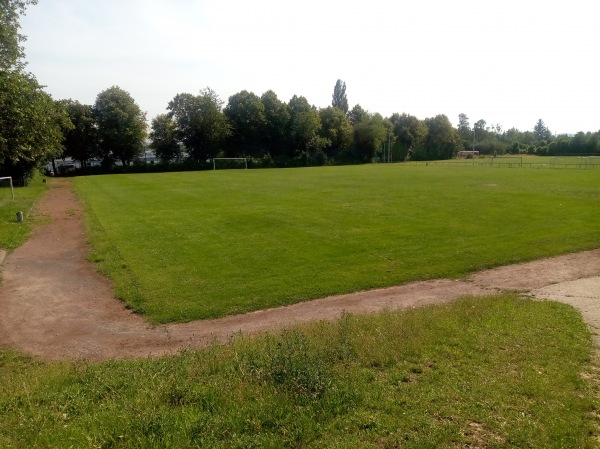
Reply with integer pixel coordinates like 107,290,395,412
0,179,599,361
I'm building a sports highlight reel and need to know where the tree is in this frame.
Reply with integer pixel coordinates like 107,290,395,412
533,119,551,141
331,79,348,114
93,86,147,167
0,0,37,70
62,100,98,167
260,90,290,159
149,114,181,162
473,119,487,143
0,70,70,178
224,90,266,158
390,113,428,161
318,106,353,159
352,112,388,163
457,113,472,148
287,95,322,160
348,104,367,125
168,88,230,162
417,114,459,160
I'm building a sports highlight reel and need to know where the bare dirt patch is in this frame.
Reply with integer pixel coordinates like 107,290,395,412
0,179,599,361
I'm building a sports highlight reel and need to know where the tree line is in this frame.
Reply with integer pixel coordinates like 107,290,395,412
1,2,599,180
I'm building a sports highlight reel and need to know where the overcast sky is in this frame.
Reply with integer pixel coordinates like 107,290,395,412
21,0,599,135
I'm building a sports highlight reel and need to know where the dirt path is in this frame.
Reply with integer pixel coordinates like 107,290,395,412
0,179,599,361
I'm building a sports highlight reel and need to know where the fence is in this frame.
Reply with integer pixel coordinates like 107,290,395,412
404,156,600,169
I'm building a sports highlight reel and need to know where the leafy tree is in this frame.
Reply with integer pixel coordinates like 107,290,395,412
348,104,367,125
287,95,322,160
224,90,266,158
533,119,551,141
390,113,428,161
61,100,98,167
318,106,353,159
93,86,147,167
0,0,37,70
473,119,487,143
260,90,290,159
149,114,181,162
0,70,70,178
331,79,348,114
168,88,230,162
352,112,388,163
457,113,472,149
417,114,459,160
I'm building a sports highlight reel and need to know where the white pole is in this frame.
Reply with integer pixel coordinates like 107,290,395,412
10,177,14,200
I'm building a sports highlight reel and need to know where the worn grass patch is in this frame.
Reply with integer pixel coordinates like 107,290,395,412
0,295,597,448
74,165,600,322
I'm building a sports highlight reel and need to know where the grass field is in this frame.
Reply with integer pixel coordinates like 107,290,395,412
75,165,600,323
1,167,600,447
1,295,598,448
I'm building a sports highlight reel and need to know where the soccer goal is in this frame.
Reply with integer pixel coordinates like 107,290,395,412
212,158,248,170
457,150,479,159
0,176,15,200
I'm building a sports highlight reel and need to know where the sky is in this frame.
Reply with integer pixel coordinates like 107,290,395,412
21,0,600,135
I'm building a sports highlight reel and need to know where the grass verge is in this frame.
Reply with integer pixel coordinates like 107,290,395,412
0,174,48,250
0,295,598,448
74,165,600,322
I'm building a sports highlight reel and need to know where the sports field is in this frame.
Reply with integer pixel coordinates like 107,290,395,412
74,164,600,323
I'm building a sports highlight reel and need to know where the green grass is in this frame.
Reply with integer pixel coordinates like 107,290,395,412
0,295,597,448
0,174,48,250
74,165,600,323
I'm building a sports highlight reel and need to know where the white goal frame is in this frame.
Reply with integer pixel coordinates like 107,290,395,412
212,158,248,170
0,176,14,200
457,150,479,159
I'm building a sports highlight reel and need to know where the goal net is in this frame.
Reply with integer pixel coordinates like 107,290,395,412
212,158,248,170
0,177,14,202
490,157,522,167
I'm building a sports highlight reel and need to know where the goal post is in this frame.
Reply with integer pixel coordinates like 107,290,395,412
212,158,248,170
0,176,14,200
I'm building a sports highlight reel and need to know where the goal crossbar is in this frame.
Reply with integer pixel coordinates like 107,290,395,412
0,176,14,200
212,158,248,170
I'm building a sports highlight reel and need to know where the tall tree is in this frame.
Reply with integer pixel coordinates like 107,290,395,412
168,88,230,162
0,0,73,179
260,90,290,159
287,95,322,159
348,104,367,125
0,70,70,177
331,79,348,114
319,106,353,159
149,114,181,162
93,86,147,167
62,100,98,167
473,119,487,144
224,90,266,157
418,114,459,160
533,119,551,141
457,113,472,148
0,0,37,70
390,113,428,161
352,112,388,163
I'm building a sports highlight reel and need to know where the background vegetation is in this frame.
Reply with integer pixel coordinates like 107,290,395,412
2,3,598,182
75,165,600,323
